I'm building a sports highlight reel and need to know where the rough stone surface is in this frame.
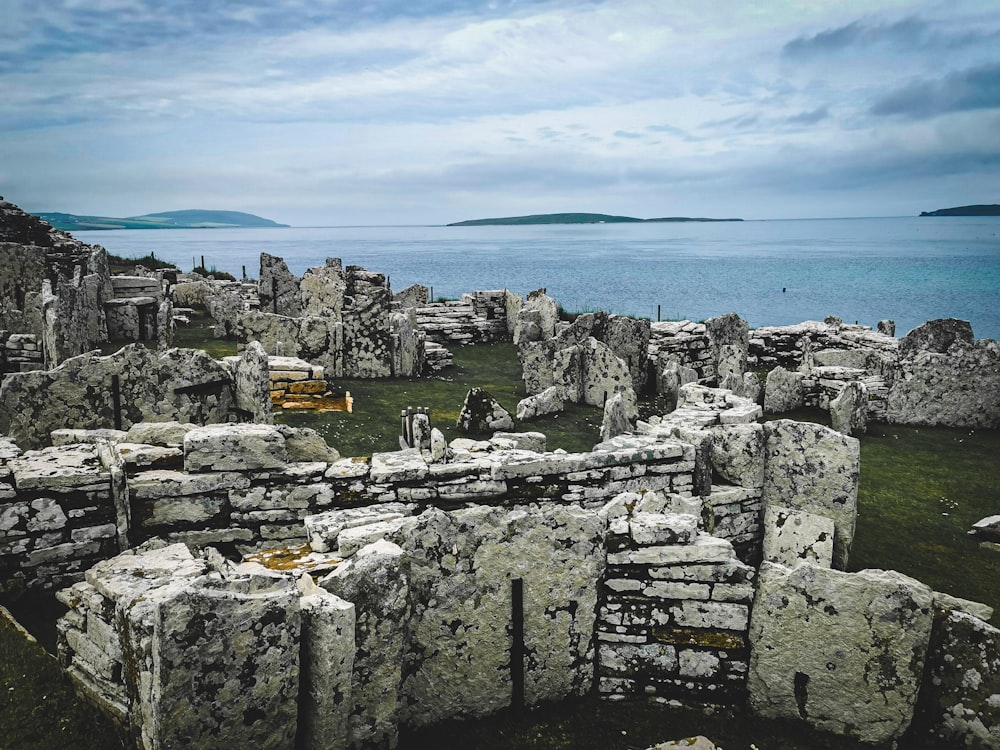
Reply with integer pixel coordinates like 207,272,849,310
708,423,764,488
233,340,273,424
762,506,835,568
762,420,859,569
600,391,634,442
749,562,935,745
829,380,867,436
513,288,558,344
297,576,356,750
259,252,303,317
763,366,805,414
516,385,564,420
393,505,605,725
0,344,234,450
456,387,515,433
899,318,975,359
320,540,409,750
886,335,1000,428
911,609,1000,749
183,423,288,472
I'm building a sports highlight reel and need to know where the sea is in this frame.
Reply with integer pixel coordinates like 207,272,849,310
81,216,1000,341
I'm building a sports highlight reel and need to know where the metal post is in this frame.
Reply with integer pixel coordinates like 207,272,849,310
511,578,524,713
111,374,122,431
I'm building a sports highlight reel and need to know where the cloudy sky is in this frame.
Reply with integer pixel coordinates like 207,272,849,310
1,0,998,225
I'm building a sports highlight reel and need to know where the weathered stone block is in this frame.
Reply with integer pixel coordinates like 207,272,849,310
763,419,859,569
749,562,935,745
762,506,835,568
183,423,288,473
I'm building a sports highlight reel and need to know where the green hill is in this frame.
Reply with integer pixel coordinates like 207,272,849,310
919,204,1000,217
37,209,289,230
448,213,642,226
447,212,742,226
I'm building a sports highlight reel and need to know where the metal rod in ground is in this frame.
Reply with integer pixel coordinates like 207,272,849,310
511,578,525,713
658,304,661,322
111,374,122,431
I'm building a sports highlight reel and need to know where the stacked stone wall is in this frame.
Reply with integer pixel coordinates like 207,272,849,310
0,442,121,594
598,511,754,705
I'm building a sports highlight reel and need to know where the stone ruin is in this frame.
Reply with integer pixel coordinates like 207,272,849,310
237,254,426,379
0,370,994,748
0,198,173,375
1,199,999,748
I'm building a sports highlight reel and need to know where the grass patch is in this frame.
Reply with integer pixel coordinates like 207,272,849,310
277,344,604,457
106,252,176,275
850,423,1000,622
0,614,126,750
400,696,882,750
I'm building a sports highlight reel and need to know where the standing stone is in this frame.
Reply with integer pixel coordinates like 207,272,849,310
829,381,868,436
604,314,651,392
233,340,273,425
749,562,935,745
259,253,302,317
513,289,558,344
320,540,409,750
911,609,1000,748
705,313,749,377
763,366,805,414
138,573,302,750
600,391,632,442
392,283,429,309
297,575,356,750
456,387,514,434
877,319,896,337
762,420,859,569
300,261,346,319
708,422,765,488
761,506,835,568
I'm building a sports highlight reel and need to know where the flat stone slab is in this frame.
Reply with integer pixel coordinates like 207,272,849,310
51,428,127,446
184,423,288,472
84,542,208,603
8,445,110,491
762,506,835,568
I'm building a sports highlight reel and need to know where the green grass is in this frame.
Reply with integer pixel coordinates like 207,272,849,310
850,423,1000,623
277,343,605,457
0,613,126,750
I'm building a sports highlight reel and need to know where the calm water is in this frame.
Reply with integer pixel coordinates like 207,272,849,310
83,217,1000,340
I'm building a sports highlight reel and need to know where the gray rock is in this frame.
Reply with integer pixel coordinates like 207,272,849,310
749,562,935,745
911,609,1000,748
516,385,564,420
124,421,197,447
763,420,859,569
491,431,546,453
456,387,515,433
970,515,1000,543
763,366,804,414
277,425,339,463
297,576,356,750
708,422,765,488
762,506,835,568
899,318,975,358
320,540,409,750
183,423,288,472
829,381,868,436
877,319,896,337
600,391,634,442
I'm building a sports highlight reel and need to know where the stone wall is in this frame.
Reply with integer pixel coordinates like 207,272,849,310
413,290,510,345
238,256,425,378
598,508,754,705
0,345,241,450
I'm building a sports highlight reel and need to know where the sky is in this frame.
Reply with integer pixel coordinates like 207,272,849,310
1,0,999,226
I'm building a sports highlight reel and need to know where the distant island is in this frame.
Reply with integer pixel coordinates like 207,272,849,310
919,204,1000,217
37,209,289,231
447,212,742,226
